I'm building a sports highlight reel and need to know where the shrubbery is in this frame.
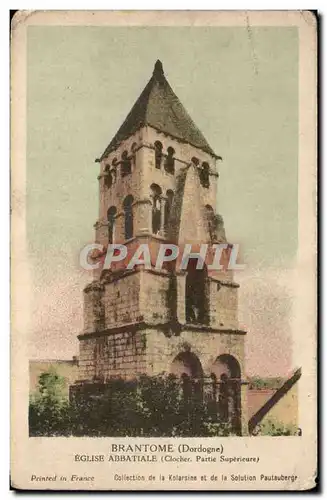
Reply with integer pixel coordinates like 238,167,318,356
248,377,285,390
253,418,298,436
29,369,71,436
29,371,233,437
30,370,297,437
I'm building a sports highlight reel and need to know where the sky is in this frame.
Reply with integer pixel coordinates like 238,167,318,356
26,26,298,376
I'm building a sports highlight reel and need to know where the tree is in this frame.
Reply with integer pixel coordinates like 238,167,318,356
29,368,70,436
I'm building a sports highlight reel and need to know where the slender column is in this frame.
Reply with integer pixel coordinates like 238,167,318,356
160,196,167,236
149,198,153,233
176,273,186,324
240,381,249,436
149,195,155,233
133,199,152,235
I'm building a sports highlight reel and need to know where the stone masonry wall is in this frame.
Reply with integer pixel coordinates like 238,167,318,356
83,272,141,334
103,273,141,328
144,327,246,378
78,324,246,383
140,271,170,324
78,330,147,382
209,280,239,329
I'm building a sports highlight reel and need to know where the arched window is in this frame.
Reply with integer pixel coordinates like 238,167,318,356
107,206,117,244
165,146,175,174
150,183,162,234
121,150,132,177
212,354,241,380
131,142,137,167
171,352,204,401
123,195,134,240
185,259,210,325
212,354,242,434
204,204,215,241
191,156,199,166
200,162,210,188
164,189,174,232
154,141,163,169
171,351,203,378
104,165,112,189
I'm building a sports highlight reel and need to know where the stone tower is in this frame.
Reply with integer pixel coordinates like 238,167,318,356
76,60,248,434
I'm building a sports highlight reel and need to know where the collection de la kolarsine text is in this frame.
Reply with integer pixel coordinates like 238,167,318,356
30,443,301,485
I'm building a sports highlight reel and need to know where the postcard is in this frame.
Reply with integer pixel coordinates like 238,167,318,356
11,10,317,490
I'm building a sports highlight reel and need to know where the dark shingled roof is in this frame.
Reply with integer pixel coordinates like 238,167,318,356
99,60,217,160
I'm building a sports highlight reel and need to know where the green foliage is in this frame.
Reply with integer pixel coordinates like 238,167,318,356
69,379,140,437
253,418,297,436
29,372,237,437
29,368,70,436
37,370,66,399
248,377,285,390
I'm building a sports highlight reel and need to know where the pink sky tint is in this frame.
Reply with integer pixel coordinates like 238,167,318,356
28,267,87,361
28,263,295,378
238,267,295,377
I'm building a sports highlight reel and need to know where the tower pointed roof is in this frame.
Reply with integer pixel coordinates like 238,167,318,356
99,60,217,160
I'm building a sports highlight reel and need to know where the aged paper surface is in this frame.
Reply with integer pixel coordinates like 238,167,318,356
11,10,317,491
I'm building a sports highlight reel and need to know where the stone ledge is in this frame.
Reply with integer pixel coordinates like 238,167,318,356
78,320,247,340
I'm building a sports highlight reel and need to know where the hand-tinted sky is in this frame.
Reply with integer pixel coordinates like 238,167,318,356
27,26,298,375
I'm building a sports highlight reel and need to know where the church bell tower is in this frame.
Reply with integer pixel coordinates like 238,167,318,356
76,60,248,435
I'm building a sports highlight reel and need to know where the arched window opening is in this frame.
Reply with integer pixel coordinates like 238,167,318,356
110,159,118,185
191,156,199,166
154,141,163,169
131,143,137,166
204,204,215,241
107,206,117,244
164,189,174,232
123,195,134,240
171,352,203,401
181,373,193,401
104,165,112,189
212,354,242,435
219,373,230,422
212,354,241,380
121,150,132,177
200,162,210,188
215,214,227,243
185,260,210,325
171,352,203,378
150,183,162,234
164,146,175,174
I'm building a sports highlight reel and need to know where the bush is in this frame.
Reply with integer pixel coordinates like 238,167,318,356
248,377,285,390
29,369,70,436
30,372,235,437
253,418,297,436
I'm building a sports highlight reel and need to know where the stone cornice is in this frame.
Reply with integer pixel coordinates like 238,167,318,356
208,276,240,288
78,320,246,340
